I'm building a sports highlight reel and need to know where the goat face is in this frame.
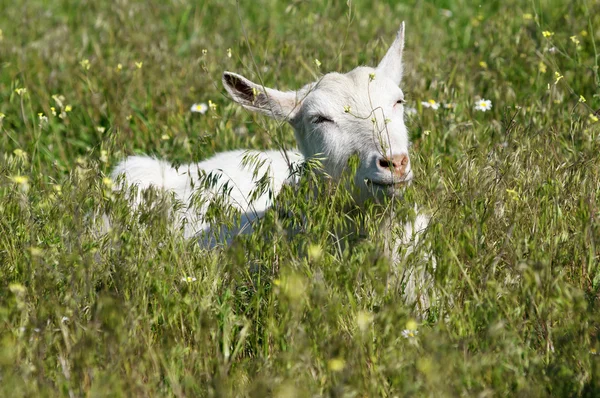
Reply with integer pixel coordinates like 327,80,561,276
223,23,410,204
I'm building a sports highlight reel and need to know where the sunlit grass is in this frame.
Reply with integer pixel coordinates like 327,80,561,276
1,0,600,396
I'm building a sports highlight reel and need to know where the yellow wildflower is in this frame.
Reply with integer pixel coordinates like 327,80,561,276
356,311,374,333
307,244,322,261
542,31,554,38
99,150,109,163
328,358,346,372
11,175,29,185
13,149,26,158
538,62,547,74
135,61,143,69
9,283,26,295
590,114,599,123
406,319,418,331
506,189,520,201
523,13,533,20
554,72,563,84
30,247,44,257
281,274,306,301
80,59,90,70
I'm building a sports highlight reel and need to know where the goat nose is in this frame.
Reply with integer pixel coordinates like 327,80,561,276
377,154,410,177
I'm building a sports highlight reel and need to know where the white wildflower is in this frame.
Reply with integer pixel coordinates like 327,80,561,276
421,99,440,110
401,329,419,339
191,103,208,114
474,98,493,112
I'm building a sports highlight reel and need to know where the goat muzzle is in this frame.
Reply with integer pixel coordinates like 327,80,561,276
377,154,410,179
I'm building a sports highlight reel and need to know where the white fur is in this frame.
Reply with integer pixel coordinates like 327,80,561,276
111,150,302,239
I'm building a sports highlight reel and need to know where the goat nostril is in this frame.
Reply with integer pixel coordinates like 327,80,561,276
378,158,391,169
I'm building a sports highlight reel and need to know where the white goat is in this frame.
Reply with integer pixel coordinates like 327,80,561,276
112,22,429,258
112,22,433,306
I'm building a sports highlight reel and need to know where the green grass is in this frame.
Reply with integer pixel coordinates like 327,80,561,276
1,0,600,395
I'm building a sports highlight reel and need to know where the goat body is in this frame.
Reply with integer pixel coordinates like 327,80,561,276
112,149,303,239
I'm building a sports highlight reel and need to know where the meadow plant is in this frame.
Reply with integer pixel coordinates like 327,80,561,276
1,0,600,396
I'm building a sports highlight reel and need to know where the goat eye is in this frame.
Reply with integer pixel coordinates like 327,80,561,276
312,115,333,124
395,99,405,105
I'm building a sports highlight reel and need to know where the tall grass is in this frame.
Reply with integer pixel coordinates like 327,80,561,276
1,0,599,395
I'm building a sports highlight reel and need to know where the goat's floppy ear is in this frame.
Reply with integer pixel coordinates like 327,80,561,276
376,22,405,86
222,72,299,120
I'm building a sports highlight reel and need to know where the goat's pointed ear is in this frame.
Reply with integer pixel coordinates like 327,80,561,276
376,22,405,86
222,72,299,120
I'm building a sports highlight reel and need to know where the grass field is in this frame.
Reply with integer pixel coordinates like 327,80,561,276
2,0,600,396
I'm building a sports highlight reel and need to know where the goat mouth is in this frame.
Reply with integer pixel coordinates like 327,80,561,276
365,178,411,190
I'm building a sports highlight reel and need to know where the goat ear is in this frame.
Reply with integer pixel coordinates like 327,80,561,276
376,22,405,86
222,72,299,120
